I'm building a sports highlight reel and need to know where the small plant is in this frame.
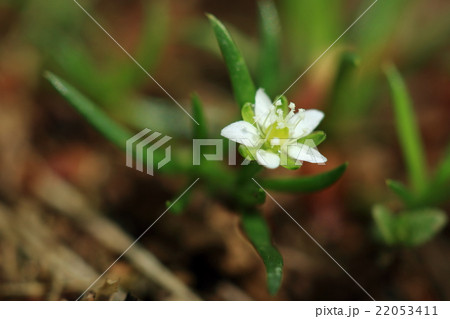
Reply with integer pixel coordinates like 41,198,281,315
46,1,348,295
372,65,448,247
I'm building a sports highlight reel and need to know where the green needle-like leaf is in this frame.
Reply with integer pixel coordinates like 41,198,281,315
241,210,283,295
385,65,427,194
261,163,348,193
207,14,256,107
257,0,281,96
191,93,208,139
45,71,131,147
45,71,184,173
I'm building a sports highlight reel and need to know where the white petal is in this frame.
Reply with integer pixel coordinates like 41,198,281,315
256,149,280,169
285,143,327,164
221,121,260,147
293,109,324,138
254,88,276,129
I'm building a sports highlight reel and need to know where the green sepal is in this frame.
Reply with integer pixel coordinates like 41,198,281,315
239,144,257,161
241,102,255,123
280,152,302,170
298,131,327,147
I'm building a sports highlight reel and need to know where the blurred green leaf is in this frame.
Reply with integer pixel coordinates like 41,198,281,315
191,93,208,139
241,210,283,295
298,131,326,147
111,0,169,92
238,161,262,181
207,14,256,107
166,180,195,215
372,205,397,246
421,146,450,206
327,51,360,114
45,71,131,147
236,182,266,208
385,65,427,194
386,179,414,207
261,162,347,193
116,97,191,138
372,205,447,247
183,19,259,73
355,0,410,56
45,72,185,173
20,0,86,50
397,208,447,246
51,40,116,105
257,0,281,96
280,0,342,64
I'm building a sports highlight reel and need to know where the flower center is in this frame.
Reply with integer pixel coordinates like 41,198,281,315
263,122,290,153
266,124,290,141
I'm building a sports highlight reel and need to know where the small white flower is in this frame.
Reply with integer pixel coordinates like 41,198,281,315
221,88,327,169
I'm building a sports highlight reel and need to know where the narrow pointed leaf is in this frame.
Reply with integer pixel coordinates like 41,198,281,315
385,65,427,193
45,72,184,173
207,14,256,107
257,0,281,96
261,163,348,193
45,71,131,147
386,179,414,207
241,210,283,295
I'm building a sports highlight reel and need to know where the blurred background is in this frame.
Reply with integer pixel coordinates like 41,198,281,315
0,0,449,300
